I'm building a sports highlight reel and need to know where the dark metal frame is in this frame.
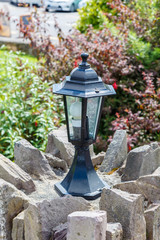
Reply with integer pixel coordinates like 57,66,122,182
53,53,116,200
64,95,105,147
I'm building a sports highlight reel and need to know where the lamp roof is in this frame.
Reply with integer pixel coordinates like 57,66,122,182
53,53,116,98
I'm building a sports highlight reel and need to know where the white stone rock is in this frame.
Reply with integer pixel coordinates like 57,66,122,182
0,153,35,194
44,153,68,172
46,125,95,167
144,204,160,240
92,152,105,167
113,181,142,195
14,139,56,180
24,195,91,240
45,126,75,167
0,179,29,240
12,211,25,240
67,211,107,240
100,188,146,240
152,166,160,175
136,173,160,203
106,222,123,240
99,130,127,173
122,143,160,181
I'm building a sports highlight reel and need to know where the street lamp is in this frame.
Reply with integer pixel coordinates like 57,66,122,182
53,53,116,200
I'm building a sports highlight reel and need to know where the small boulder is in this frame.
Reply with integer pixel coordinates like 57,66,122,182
113,181,142,195
106,222,123,240
24,195,91,240
46,125,95,167
45,126,75,167
144,204,160,240
14,139,56,180
99,130,127,173
92,151,105,167
122,143,160,181
67,211,107,240
0,179,29,240
44,153,68,172
12,210,25,240
136,173,160,203
100,188,146,240
0,153,35,194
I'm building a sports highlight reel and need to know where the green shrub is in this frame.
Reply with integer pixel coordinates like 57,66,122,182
0,49,64,159
127,32,160,67
77,0,110,32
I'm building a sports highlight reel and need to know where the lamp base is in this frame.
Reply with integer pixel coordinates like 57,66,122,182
55,180,110,200
54,145,110,200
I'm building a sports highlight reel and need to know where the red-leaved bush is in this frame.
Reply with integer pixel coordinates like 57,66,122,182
19,5,160,151
111,72,160,149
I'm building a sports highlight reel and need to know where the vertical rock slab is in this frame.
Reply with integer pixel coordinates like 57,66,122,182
24,195,91,240
144,204,160,240
45,127,75,167
106,223,123,240
46,126,95,167
0,179,29,240
12,211,25,240
0,154,35,194
14,139,56,180
67,211,107,240
100,188,146,240
136,173,160,203
99,130,127,173
122,143,160,181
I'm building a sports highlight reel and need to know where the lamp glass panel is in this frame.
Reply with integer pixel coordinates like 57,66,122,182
87,97,102,140
66,96,82,141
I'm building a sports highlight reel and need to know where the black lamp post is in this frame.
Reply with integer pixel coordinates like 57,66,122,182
53,53,116,200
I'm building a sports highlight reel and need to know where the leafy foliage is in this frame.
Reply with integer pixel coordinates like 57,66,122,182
0,48,64,159
1,0,159,158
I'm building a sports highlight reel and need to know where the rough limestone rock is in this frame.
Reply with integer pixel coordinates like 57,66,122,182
100,188,146,240
0,179,29,240
45,126,75,166
44,153,68,172
152,166,160,175
12,211,25,240
113,181,142,195
51,223,68,240
122,143,160,181
136,173,160,203
114,170,160,203
24,195,91,240
92,151,105,167
0,153,35,194
99,130,127,173
144,204,160,240
14,139,56,180
45,125,95,167
106,223,123,240
67,211,107,240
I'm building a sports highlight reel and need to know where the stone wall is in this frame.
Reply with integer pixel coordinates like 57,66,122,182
0,127,160,239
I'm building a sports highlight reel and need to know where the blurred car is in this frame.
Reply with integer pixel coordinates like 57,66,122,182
45,0,81,12
10,0,43,7
78,0,87,8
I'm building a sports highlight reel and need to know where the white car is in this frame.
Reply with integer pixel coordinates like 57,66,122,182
10,0,43,7
78,0,87,8
45,0,82,12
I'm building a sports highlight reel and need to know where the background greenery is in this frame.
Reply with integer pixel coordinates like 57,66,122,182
0,47,64,159
0,0,160,159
